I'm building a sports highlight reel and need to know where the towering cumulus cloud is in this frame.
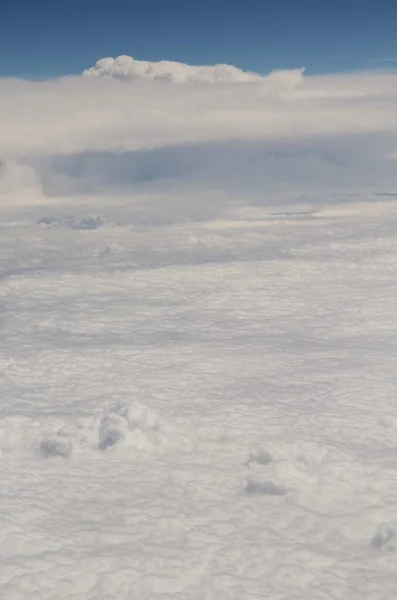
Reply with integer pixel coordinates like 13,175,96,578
1,55,397,204
82,54,266,83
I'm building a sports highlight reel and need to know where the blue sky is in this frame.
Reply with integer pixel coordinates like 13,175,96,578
2,0,397,78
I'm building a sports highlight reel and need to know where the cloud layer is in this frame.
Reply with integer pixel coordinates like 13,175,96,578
1,56,397,207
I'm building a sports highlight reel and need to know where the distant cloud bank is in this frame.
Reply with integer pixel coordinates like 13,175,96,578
1,55,397,206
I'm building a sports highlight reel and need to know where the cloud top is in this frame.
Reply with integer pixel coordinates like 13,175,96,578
82,54,266,83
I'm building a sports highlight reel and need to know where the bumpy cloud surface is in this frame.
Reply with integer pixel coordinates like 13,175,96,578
3,58,397,600
82,54,265,83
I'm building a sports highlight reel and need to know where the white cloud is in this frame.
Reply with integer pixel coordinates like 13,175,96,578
0,64,308,160
3,57,397,600
82,54,266,83
1,56,397,207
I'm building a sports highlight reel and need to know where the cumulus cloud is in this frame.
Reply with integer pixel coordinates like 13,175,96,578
1,56,397,208
82,54,266,83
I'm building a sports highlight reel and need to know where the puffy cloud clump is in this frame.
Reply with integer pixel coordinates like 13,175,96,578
83,54,267,83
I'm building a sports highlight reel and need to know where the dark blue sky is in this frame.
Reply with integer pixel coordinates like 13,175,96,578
2,0,397,78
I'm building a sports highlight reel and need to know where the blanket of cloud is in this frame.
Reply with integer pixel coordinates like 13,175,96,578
1,57,397,599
